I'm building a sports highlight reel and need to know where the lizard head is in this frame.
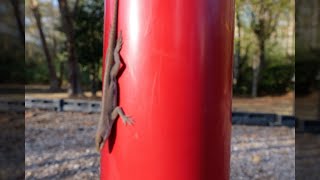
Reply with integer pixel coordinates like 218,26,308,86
95,123,113,152
95,135,104,152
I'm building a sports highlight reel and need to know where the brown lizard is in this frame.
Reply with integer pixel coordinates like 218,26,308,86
95,0,133,152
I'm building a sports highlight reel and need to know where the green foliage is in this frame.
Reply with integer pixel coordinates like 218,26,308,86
25,59,50,84
25,0,105,90
259,64,294,95
233,62,294,96
25,43,50,84
234,42,294,96
234,0,294,96
233,66,253,95
265,43,294,66
74,0,104,91
23,0,295,97
75,0,104,68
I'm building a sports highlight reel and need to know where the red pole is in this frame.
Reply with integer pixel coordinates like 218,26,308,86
101,0,234,179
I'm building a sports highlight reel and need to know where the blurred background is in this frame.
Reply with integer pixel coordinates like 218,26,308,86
2,0,319,179
24,0,296,118
23,0,295,99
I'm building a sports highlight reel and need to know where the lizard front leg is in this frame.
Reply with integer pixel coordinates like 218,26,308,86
111,106,134,126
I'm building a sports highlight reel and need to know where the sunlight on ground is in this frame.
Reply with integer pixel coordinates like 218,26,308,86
233,92,294,115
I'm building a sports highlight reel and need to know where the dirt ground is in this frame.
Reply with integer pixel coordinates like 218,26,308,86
232,92,294,115
24,109,296,180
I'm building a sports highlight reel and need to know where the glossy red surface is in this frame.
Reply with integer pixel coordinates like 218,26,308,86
101,0,234,179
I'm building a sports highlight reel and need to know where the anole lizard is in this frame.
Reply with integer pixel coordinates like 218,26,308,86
95,0,133,152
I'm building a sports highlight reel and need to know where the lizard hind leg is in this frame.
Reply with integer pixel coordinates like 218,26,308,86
111,106,134,126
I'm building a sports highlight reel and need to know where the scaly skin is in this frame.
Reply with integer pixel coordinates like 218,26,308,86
95,0,133,152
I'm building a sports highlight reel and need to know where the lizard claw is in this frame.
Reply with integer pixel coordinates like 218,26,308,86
122,115,134,126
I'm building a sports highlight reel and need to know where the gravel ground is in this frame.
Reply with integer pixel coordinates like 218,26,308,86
25,110,295,180
25,110,99,180
230,126,295,180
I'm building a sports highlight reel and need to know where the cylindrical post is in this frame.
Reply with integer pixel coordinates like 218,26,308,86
101,0,234,179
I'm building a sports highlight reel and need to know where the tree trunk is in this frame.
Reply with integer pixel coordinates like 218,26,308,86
57,0,82,96
259,39,266,71
91,64,97,98
58,61,65,88
251,39,265,97
30,0,59,91
10,0,25,46
251,63,260,97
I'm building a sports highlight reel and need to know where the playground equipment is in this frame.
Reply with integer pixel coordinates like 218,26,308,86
101,0,235,179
